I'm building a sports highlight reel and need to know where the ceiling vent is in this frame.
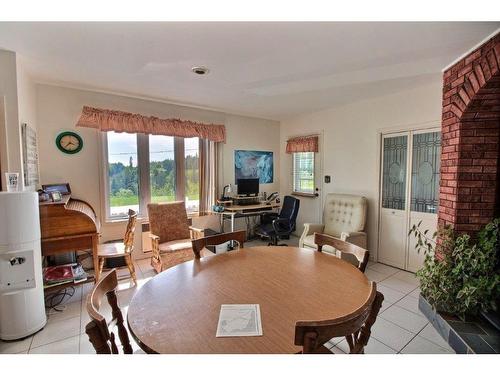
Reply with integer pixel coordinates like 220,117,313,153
191,66,209,75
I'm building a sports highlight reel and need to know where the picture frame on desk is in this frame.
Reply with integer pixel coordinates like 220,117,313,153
50,191,63,202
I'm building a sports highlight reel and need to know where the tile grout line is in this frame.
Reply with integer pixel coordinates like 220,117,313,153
397,323,435,354
29,333,82,353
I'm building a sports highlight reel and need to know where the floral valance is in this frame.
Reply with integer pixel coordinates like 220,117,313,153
286,135,319,153
76,106,226,143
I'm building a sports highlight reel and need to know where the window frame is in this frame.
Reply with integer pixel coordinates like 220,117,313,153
291,151,317,197
102,132,200,222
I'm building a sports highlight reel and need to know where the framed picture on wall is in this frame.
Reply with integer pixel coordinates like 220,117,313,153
21,123,40,188
234,150,273,184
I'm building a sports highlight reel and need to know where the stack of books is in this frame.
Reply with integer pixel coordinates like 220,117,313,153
43,263,88,288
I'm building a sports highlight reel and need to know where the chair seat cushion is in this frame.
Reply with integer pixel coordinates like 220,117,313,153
97,242,128,258
158,238,193,253
256,223,275,237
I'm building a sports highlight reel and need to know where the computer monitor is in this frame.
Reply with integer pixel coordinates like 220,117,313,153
237,178,259,196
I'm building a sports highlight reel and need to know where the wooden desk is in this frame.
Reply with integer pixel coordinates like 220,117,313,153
127,246,371,354
39,195,100,284
213,202,280,233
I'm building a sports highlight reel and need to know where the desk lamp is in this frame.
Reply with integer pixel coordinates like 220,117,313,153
221,183,232,201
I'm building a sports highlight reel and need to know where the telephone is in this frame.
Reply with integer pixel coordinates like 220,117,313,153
266,192,279,203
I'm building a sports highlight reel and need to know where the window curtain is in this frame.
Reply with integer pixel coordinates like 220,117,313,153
199,139,219,216
76,106,226,143
286,135,319,153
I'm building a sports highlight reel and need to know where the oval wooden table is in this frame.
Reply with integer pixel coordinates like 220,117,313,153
127,246,372,354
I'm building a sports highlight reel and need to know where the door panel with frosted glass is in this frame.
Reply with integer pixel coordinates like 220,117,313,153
407,132,441,272
378,135,409,268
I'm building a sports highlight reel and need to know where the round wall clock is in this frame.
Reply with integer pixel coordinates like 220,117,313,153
56,131,83,154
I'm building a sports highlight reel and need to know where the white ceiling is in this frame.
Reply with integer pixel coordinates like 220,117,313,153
0,22,498,120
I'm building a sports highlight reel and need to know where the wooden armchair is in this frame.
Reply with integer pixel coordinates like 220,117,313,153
147,202,204,273
314,232,370,272
85,269,133,354
295,282,384,354
191,230,246,258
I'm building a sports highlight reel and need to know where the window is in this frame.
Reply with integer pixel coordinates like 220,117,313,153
292,152,315,195
107,132,139,217
106,131,199,219
149,135,176,204
184,137,200,213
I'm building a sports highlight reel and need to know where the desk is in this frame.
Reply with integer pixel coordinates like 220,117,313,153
127,246,371,354
39,195,100,285
213,202,280,234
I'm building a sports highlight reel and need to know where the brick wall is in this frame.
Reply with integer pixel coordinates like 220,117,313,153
439,32,500,235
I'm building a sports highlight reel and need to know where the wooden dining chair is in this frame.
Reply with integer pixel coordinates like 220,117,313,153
191,230,247,258
85,269,133,354
314,232,370,272
295,282,384,354
97,209,138,284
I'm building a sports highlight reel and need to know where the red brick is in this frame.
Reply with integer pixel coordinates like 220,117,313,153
474,63,486,86
481,59,492,81
468,71,480,92
451,75,465,88
465,49,482,66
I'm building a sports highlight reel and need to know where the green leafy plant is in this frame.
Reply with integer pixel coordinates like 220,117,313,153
409,219,500,319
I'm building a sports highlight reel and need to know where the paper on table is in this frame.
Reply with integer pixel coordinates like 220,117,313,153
216,304,263,337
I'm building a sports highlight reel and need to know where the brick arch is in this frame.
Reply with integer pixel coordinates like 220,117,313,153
439,33,500,235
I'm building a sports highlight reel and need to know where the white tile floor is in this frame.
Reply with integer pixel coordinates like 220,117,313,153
0,238,455,354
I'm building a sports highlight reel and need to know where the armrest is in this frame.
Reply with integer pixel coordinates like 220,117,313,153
149,233,160,242
303,223,325,236
340,231,367,249
261,212,278,225
189,226,205,240
299,223,325,248
272,218,292,235
261,212,278,218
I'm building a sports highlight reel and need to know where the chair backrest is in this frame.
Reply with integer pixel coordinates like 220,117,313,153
295,282,384,354
322,194,367,237
191,230,246,259
278,196,300,229
85,269,133,354
314,233,369,272
123,209,138,253
147,201,190,243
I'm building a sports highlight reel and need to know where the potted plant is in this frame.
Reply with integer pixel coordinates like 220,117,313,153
409,219,500,320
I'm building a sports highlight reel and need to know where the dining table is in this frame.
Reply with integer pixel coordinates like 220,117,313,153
127,245,372,354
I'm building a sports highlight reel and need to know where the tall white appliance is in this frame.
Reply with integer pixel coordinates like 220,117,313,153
0,191,46,340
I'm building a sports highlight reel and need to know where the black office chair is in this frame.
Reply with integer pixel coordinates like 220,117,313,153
256,196,300,246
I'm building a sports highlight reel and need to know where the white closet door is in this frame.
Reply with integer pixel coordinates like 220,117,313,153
407,131,441,272
378,134,409,269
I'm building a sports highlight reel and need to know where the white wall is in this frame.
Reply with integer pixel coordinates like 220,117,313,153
16,60,38,191
36,84,280,253
0,50,38,190
280,80,443,259
16,61,38,135
0,50,21,188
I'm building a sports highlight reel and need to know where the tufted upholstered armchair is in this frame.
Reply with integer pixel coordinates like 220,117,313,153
299,194,368,253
